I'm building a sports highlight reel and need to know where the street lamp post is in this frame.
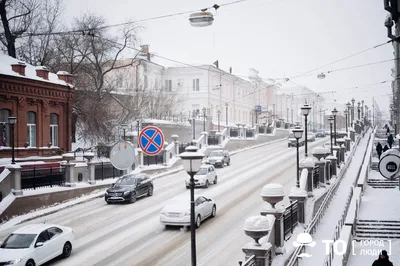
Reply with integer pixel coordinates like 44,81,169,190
225,103,228,126
357,102,361,120
301,104,312,157
361,100,364,118
217,110,221,132
179,146,204,266
202,107,206,132
292,126,304,188
121,124,128,141
328,116,334,155
346,102,351,129
351,98,355,123
332,107,338,146
344,109,348,133
8,116,17,164
136,120,140,148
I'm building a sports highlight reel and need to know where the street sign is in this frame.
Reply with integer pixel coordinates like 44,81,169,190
255,105,262,114
378,151,400,180
139,126,165,156
110,141,135,170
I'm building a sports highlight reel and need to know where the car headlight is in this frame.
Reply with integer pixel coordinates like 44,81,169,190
123,191,131,196
7,258,22,265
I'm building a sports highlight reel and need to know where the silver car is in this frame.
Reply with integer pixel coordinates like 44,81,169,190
185,165,217,188
206,149,230,167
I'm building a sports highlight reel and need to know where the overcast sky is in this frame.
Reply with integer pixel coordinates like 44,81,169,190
65,0,393,115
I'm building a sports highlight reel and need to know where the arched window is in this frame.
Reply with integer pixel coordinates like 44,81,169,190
27,111,36,147
50,113,59,146
0,109,11,147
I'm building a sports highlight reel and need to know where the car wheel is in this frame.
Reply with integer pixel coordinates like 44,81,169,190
62,242,72,258
147,185,154,197
196,215,201,228
204,180,209,188
211,205,217,218
227,159,230,166
129,192,137,203
214,176,218,184
26,260,35,266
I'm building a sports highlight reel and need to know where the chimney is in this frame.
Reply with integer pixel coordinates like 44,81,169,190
11,62,26,76
36,66,50,80
57,71,73,84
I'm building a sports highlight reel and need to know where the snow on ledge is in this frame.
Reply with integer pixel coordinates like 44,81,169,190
299,157,317,168
290,186,307,197
243,215,271,231
0,168,10,183
261,183,285,196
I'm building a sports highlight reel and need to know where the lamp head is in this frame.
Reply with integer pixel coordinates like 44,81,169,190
301,104,312,116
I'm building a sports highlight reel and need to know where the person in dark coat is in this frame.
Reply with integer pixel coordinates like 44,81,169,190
386,126,390,135
387,134,394,149
383,145,389,153
372,250,393,266
376,142,383,159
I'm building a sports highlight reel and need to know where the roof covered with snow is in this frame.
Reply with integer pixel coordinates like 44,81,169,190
0,53,71,86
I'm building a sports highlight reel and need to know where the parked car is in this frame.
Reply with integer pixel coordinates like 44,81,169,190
0,223,74,266
287,132,305,147
206,149,230,167
160,195,216,228
185,165,217,188
307,132,316,142
105,173,153,204
315,130,326,138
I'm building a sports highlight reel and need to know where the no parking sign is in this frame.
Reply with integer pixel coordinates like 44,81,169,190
138,126,165,156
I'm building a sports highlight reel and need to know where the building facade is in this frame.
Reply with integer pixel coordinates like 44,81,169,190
0,54,75,159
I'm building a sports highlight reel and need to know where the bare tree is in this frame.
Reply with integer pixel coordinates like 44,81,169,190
0,0,39,58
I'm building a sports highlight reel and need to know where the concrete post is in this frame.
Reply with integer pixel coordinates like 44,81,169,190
289,187,307,224
62,153,76,187
88,161,96,185
316,160,326,187
171,134,179,155
201,131,208,146
350,129,355,142
325,160,331,184
344,137,351,151
332,146,341,165
242,243,272,266
163,149,168,166
299,157,316,197
326,155,337,176
216,132,223,145
137,150,143,167
6,164,23,196
260,209,285,253
340,146,346,163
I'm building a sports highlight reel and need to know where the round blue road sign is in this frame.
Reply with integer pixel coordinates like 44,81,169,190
139,126,165,156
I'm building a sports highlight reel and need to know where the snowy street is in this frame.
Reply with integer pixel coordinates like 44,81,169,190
0,138,328,266
299,131,371,266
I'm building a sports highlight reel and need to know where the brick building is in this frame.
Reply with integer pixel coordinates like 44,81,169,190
0,53,75,159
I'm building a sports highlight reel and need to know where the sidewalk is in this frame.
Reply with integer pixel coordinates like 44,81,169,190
299,131,371,265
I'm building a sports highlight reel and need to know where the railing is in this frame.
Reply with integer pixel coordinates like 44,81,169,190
246,130,254,138
239,255,256,266
230,128,239,137
286,133,363,266
178,143,190,154
21,167,66,190
143,154,164,166
284,200,299,240
208,135,219,145
313,166,320,189
94,162,124,180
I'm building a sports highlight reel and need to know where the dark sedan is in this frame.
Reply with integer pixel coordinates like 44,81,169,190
105,173,153,204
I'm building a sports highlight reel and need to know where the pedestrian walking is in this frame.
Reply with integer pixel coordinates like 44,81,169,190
376,142,383,159
372,250,393,266
383,145,389,153
388,134,394,149
386,126,390,135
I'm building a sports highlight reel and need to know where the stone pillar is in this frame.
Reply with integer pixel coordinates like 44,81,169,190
332,146,341,165
299,157,317,197
63,153,76,187
350,129,355,142
201,131,208,146
171,134,179,155
340,146,346,163
325,160,331,184
163,149,168,166
6,164,23,196
242,243,272,266
326,155,337,176
344,137,351,151
216,132,223,145
88,161,96,185
289,187,307,224
137,150,143,166
316,159,326,187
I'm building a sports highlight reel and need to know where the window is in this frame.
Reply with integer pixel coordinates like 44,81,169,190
36,230,50,244
50,113,59,146
165,79,172,92
0,109,11,147
192,78,199,91
27,111,36,147
47,227,63,239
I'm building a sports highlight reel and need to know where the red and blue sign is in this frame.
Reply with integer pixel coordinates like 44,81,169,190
139,126,165,156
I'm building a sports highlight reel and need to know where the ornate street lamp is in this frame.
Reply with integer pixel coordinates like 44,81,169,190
217,110,221,132
225,103,228,126
301,104,312,157
357,102,361,120
8,116,17,164
202,107,207,132
328,116,334,155
361,100,364,118
344,109,349,133
292,126,304,188
346,102,351,128
179,146,204,266
351,98,355,123
136,119,141,148
331,107,338,146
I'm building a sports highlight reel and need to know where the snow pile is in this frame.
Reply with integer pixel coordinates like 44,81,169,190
261,183,285,197
243,216,271,231
289,186,307,197
299,157,317,168
312,147,330,155
358,188,400,220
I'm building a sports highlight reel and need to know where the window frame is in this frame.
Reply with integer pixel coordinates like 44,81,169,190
0,109,11,147
50,113,59,146
27,111,37,147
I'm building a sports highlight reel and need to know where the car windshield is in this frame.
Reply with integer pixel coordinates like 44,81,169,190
114,176,136,186
0,233,36,249
196,168,208,175
210,151,223,157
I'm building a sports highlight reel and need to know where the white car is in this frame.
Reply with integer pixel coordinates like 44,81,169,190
185,165,217,189
160,195,217,228
0,223,74,266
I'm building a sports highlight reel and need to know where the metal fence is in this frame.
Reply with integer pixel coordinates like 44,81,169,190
239,255,257,266
313,166,320,189
94,162,124,180
208,135,219,145
178,143,190,154
283,200,299,240
246,131,254,138
230,128,239,137
259,127,266,134
21,167,66,190
143,154,164,165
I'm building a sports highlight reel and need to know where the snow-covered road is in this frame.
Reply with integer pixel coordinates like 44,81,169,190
0,138,328,266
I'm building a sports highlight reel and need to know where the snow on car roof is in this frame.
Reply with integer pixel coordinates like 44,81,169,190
13,223,59,234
